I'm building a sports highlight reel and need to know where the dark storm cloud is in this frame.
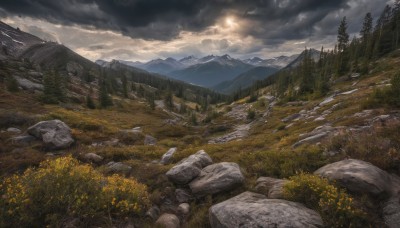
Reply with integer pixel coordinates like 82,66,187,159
0,0,392,44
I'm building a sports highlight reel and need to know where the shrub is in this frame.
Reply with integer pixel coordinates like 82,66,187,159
247,109,256,120
0,156,150,227
283,173,368,227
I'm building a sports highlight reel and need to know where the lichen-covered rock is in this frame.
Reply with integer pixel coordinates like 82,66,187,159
83,153,103,163
155,213,180,228
27,120,74,150
209,191,323,228
314,159,392,195
166,150,213,185
189,162,244,196
255,177,288,199
160,147,177,165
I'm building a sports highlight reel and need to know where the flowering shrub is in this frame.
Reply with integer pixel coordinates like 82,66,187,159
283,173,368,227
0,156,150,227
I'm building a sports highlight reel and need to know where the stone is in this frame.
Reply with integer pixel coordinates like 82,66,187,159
209,191,324,228
175,189,192,203
282,113,301,123
146,205,160,221
144,135,157,145
155,213,180,228
177,203,190,215
6,127,21,134
27,120,74,150
293,132,329,148
11,135,37,146
255,177,289,199
383,197,400,228
319,96,334,106
83,153,103,163
15,76,43,91
314,159,392,195
166,150,213,185
160,147,177,165
189,162,244,196
106,162,132,173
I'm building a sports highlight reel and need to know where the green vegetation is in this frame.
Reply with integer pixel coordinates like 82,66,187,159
42,71,65,104
0,157,150,227
283,173,368,227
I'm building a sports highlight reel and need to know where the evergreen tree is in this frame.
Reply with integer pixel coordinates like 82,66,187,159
86,95,96,109
99,79,113,108
6,75,19,92
338,17,350,52
121,74,128,98
360,12,373,58
164,90,174,110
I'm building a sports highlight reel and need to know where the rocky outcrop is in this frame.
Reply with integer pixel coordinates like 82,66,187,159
160,148,177,165
189,162,244,196
106,162,132,173
155,213,180,228
314,159,392,195
83,153,103,163
15,76,43,91
209,191,323,228
166,150,213,184
27,120,74,150
144,135,157,145
255,177,288,199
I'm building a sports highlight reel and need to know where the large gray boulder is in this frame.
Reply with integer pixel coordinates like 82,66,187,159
15,76,43,91
209,191,323,228
189,162,244,196
160,147,177,165
27,120,74,150
255,177,289,199
155,213,180,228
314,159,392,195
166,150,213,185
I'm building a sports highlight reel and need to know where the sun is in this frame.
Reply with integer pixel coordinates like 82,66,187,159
225,17,236,27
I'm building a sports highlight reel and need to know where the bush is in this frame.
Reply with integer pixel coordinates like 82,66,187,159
283,173,368,227
247,109,256,120
0,156,150,227
363,72,400,108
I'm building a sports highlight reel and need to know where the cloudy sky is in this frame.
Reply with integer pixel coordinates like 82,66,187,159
0,0,393,62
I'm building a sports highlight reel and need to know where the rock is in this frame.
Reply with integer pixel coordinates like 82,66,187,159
146,205,160,221
7,127,21,134
314,159,392,195
15,76,43,91
106,162,132,173
340,89,358,95
177,203,190,215
160,148,177,165
175,188,192,203
144,135,157,145
282,113,301,123
166,150,213,185
319,96,334,106
27,120,74,150
383,197,400,228
293,132,328,148
189,162,244,196
209,191,324,228
208,124,251,144
11,135,37,146
83,153,103,163
255,177,288,199
155,213,180,228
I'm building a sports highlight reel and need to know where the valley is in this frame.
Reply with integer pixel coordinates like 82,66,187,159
1,1,400,228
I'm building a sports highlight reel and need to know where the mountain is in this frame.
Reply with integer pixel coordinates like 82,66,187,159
285,49,320,68
178,55,199,66
213,66,279,94
168,54,254,87
243,55,299,69
132,57,185,75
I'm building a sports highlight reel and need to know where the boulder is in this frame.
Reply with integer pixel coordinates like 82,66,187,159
209,191,323,228
293,132,328,148
160,148,177,165
144,135,157,145
155,213,180,228
166,150,213,185
175,188,192,203
189,162,244,196
106,162,132,173
255,177,288,199
83,153,103,163
7,127,21,134
146,205,160,221
11,135,37,146
27,120,74,150
15,76,43,91
314,159,392,195
177,203,190,215
282,113,301,123
383,197,400,228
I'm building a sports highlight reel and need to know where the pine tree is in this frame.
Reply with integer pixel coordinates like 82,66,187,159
164,90,174,110
338,17,350,52
86,95,96,109
121,74,128,98
99,79,113,108
6,75,19,92
360,13,373,58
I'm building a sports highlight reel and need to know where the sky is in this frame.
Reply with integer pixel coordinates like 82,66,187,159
0,0,394,62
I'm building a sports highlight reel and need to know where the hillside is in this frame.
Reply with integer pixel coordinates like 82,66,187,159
2,3,400,228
